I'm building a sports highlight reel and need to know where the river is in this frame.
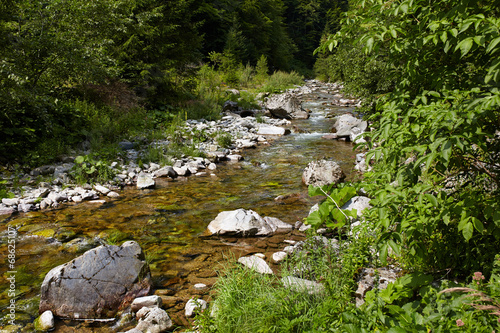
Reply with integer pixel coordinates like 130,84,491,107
0,83,359,332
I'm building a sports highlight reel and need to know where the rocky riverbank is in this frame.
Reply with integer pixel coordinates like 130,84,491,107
0,81,360,217
1,80,373,333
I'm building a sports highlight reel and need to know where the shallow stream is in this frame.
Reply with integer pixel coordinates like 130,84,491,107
0,87,359,332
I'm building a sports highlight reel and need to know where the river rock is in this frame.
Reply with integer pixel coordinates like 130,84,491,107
331,114,368,141
282,276,325,295
39,241,152,319
153,166,177,179
355,267,400,307
185,299,208,317
137,173,155,189
302,160,345,187
272,251,288,263
256,124,291,136
135,306,173,332
0,205,15,215
265,92,309,119
263,216,294,232
2,198,19,206
93,185,110,195
206,209,276,236
34,310,54,332
340,196,371,220
131,295,162,312
238,255,273,274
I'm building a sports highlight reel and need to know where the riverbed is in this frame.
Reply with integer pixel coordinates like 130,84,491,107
0,84,359,332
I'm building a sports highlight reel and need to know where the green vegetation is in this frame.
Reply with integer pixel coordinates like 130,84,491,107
199,0,500,331
0,0,342,169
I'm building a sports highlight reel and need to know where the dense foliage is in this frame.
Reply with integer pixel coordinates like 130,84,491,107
0,0,343,166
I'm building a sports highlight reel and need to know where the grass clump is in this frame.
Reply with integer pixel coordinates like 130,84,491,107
197,231,372,333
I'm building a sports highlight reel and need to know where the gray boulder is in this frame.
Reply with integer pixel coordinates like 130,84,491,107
332,114,368,142
265,92,309,119
302,160,345,187
39,241,152,319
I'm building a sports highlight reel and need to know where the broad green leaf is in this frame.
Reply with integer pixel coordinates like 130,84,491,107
456,38,473,57
472,217,484,233
425,194,438,207
305,210,322,227
486,36,500,54
462,222,474,241
388,239,401,256
75,155,85,164
379,243,388,264
441,140,452,163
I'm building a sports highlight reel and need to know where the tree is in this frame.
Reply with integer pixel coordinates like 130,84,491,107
323,0,500,275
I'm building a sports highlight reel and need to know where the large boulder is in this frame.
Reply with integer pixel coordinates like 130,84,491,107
39,241,152,319
265,92,309,119
302,160,345,187
206,209,289,237
331,114,368,142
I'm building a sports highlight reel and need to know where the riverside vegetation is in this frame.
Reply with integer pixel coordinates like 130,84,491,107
196,0,500,332
2,0,500,332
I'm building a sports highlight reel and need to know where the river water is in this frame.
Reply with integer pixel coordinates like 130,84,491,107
0,86,358,332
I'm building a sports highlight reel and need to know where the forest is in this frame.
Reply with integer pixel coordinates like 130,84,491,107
0,0,345,166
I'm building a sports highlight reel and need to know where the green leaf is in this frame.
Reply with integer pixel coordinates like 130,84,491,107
388,239,401,256
462,222,474,241
379,243,388,264
305,210,322,227
486,37,500,54
441,140,452,164
75,155,85,164
425,194,438,207
471,217,484,233
456,38,473,57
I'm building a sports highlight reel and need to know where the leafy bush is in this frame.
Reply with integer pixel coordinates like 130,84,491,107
322,0,500,277
71,155,115,184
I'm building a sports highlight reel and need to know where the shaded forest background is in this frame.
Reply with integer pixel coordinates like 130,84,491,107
0,0,347,166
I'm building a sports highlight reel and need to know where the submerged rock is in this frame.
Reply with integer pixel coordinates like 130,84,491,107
33,310,54,332
39,241,152,319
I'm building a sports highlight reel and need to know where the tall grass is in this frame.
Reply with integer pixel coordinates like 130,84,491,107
197,232,372,332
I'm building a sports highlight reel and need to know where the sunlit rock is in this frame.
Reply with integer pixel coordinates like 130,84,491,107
39,241,152,319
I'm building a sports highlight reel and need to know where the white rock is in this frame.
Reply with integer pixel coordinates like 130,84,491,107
254,253,266,259
272,251,288,263
131,295,162,312
136,173,155,189
135,306,173,333
185,299,208,317
238,255,273,274
194,283,207,290
34,310,54,331
207,209,274,236
93,185,110,195
107,191,120,198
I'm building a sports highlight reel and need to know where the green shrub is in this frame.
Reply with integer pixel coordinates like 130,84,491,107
259,70,304,93
71,154,115,184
